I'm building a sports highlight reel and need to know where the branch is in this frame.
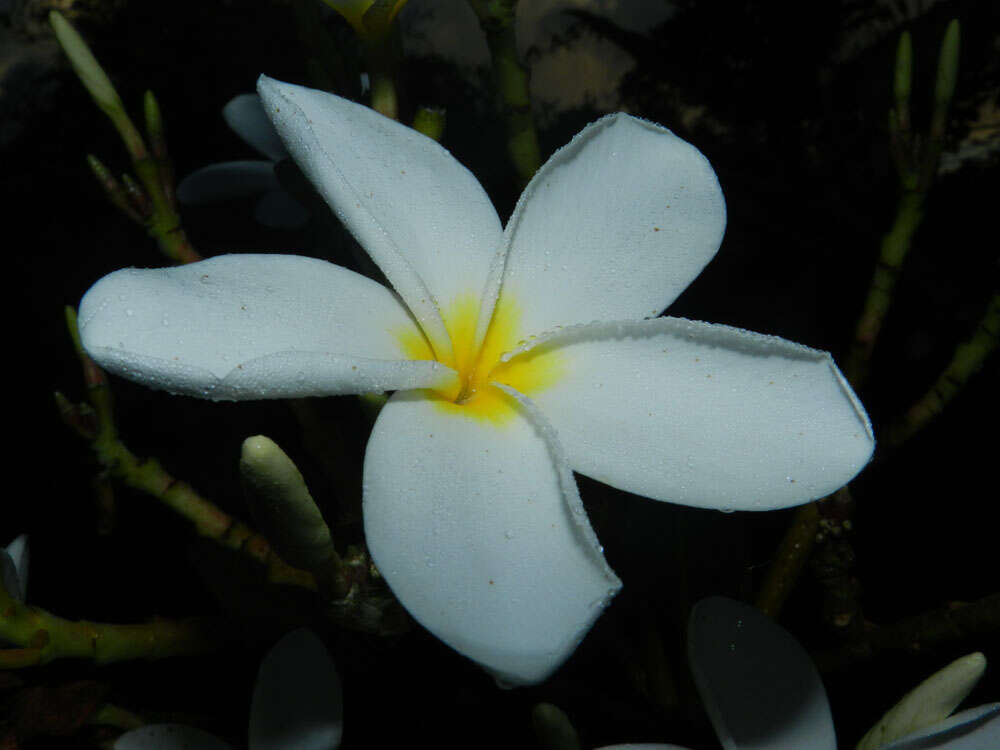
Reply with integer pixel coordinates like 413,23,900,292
813,593,1000,674
889,291,999,446
50,11,200,265
0,583,219,669
466,0,542,185
59,307,316,593
844,22,961,387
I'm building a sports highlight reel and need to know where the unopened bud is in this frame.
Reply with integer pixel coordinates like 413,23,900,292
934,20,961,108
531,703,581,750
856,652,986,750
50,11,147,160
240,435,334,572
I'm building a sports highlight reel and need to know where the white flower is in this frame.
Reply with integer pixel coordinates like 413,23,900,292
114,629,342,750
78,76,874,685
177,94,310,229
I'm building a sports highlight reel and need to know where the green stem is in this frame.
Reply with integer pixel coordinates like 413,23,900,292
50,11,200,265
88,703,146,730
63,308,315,591
363,30,400,120
0,584,218,668
755,502,821,618
369,71,398,120
845,190,924,387
466,0,542,185
812,592,1000,674
412,106,446,141
889,291,999,446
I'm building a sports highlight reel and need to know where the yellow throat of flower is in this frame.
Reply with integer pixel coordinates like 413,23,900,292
394,293,563,422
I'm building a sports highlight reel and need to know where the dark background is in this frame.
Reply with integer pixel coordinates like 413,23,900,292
3,0,998,747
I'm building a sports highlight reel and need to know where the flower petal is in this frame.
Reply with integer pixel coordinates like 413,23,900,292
2,535,28,601
223,93,288,162
858,652,988,750
248,629,343,750
79,254,456,400
257,76,503,363
477,113,725,349
503,318,872,510
1,551,16,600
114,724,233,750
362,387,621,685
882,704,1000,749
688,596,837,750
177,161,281,204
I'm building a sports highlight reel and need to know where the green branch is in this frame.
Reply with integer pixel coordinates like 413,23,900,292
466,0,542,185
59,308,317,593
0,582,219,669
889,291,999,446
845,21,960,387
813,592,1000,674
50,11,200,265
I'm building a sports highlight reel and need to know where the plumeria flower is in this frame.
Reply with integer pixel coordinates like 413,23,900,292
77,77,874,685
115,628,343,750
598,597,998,750
177,94,310,229
1,534,29,603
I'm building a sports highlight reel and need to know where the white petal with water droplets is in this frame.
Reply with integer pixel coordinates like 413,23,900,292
79,254,456,400
504,317,873,510
258,76,503,362
477,112,725,350
688,597,837,750
249,629,343,750
114,724,233,750
362,388,621,685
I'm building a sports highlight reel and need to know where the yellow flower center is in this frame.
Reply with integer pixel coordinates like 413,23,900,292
394,293,563,422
